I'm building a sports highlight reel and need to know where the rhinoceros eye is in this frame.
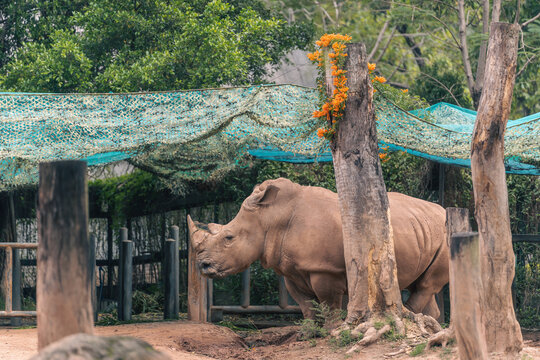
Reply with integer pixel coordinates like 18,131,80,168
224,235,234,243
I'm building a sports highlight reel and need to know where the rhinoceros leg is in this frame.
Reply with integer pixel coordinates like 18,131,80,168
283,278,318,319
310,273,345,312
421,295,440,320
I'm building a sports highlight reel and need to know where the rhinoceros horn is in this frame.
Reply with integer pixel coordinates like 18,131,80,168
187,215,209,251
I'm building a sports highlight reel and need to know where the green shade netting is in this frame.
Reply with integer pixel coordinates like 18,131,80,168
0,84,538,191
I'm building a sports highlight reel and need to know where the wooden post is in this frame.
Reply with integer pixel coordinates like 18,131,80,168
450,232,488,360
89,234,97,322
118,227,132,321
106,215,113,298
9,192,21,326
11,247,21,326
187,231,208,322
470,22,522,354
37,160,93,350
163,226,179,319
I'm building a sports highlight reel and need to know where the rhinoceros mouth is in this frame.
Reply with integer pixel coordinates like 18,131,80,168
198,261,229,278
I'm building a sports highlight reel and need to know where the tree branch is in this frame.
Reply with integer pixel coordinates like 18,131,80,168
397,24,426,69
367,18,390,62
374,27,396,63
418,71,463,107
521,12,540,28
474,0,490,104
458,0,476,104
492,0,502,23
516,54,537,78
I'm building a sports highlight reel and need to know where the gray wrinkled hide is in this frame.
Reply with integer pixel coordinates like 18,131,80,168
30,333,170,360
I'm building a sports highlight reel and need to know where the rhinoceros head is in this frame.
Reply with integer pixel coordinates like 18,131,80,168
187,183,281,278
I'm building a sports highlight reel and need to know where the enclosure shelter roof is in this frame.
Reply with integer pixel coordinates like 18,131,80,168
0,84,538,191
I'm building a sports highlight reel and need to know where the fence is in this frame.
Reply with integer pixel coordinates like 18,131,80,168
2,218,538,324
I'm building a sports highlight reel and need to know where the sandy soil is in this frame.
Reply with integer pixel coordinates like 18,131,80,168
0,321,538,360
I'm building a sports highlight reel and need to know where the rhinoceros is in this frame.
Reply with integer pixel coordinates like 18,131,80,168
187,178,448,319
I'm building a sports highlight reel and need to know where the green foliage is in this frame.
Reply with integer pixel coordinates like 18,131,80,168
89,170,164,225
0,0,312,93
0,30,93,92
329,329,356,348
256,161,336,192
132,288,163,314
409,342,427,357
298,318,329,340
411,59,472,109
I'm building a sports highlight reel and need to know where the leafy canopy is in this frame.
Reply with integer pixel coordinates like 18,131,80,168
0,0,312,93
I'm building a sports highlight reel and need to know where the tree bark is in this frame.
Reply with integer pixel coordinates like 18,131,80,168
450,232,488,360
330,43,402,323
37,161,94,349
470,22,523,354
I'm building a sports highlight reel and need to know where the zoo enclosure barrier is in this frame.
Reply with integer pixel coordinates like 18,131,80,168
0,242,37,318
188,241,301,322
0,225,182,322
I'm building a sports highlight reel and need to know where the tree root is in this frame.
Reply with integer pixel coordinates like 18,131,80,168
346,324,392,354
403,308,442,335
426,325,454,349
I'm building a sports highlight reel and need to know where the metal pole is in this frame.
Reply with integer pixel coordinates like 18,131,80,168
118,228,132,321
164,236,179,319
240,268,250,308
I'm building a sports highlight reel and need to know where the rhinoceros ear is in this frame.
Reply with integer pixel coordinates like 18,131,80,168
243,184,280,211
187,215,208,251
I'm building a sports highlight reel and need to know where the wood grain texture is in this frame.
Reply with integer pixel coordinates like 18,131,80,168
470,22,523,354
37,160,93,350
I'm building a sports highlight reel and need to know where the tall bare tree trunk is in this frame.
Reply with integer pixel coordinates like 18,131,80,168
471,22,523,355
330,43,402,323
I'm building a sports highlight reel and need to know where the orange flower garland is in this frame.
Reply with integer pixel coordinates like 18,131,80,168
307,33,352,140
307,34,391,162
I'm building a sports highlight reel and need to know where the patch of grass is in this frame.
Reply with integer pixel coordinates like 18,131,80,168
297,318,328,340
374,321,385,330
439,346,453,360
409,342,427,357
329,329,356,348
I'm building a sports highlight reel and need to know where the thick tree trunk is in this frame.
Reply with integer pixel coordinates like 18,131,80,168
37,161,94,349
330,43,402,323
470,22,523,354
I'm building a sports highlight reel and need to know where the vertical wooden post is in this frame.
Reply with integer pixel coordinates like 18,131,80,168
470,22,522,354
89,234,97,322
118,227,132,321
106,215,113,298
187,233,208,322
450,232,488,360
37,160,93,350
163,226,179,319
11,247,21,326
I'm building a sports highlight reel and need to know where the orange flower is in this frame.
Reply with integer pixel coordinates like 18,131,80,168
368,63,376,72
317,128,326,138
401,89,408,93
307,51,320,61
373,76,387,83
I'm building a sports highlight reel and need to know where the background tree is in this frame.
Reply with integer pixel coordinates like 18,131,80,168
0,0,312,93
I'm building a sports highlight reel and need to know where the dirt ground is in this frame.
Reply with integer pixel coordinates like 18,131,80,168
0,321,538,360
